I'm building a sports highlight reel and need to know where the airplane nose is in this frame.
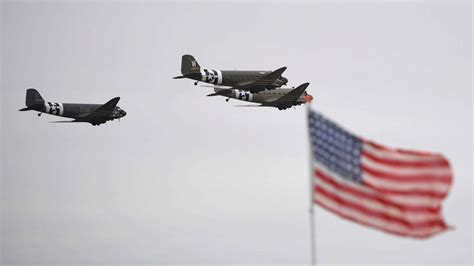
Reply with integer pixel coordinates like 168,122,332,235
121,110,127,117
304,94,314,103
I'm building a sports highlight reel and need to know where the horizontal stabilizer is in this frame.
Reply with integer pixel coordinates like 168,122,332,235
173,72,201,80
233,104,269,107
50,120,78,123
200,84,231,89
207,89,232,97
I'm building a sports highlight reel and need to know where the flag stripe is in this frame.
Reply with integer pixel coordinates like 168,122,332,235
362,149,449,168
315,183,442,224
364,140,443,157
361,164,452,183
363,143,444,163
315,168,442,213
360,180,448,199
363,173,451,195
315,195,447,238
314,185,445,229
362,156,451,177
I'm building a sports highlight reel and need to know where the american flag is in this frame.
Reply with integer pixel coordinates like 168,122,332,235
308,109,452,238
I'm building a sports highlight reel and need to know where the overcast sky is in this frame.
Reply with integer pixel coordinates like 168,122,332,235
1,1,472,265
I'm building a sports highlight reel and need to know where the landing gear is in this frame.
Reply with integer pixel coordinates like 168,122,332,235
37,113,42,117
194,81,198,86
226,98,230,102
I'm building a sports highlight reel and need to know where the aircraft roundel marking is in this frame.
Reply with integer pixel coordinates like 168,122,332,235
45,102,63,116
201,69,222,85
238,91,253,101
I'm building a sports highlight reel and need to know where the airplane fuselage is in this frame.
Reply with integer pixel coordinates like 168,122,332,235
186,69,288,88
174,55,288,91
218,88,308,106
27,102,125,120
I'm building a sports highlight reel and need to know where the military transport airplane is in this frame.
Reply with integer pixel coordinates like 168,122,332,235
19,88,127,126
173,54,288,93
207,82,313,110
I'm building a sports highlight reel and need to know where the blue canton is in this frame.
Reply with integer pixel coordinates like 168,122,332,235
308,110,363,183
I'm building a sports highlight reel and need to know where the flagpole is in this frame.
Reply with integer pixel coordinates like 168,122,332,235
306,103,316,266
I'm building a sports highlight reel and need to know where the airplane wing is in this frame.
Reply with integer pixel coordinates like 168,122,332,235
77,97,120,124
265,82,310,110
233,66,287,92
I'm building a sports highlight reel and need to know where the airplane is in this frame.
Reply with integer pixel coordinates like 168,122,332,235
207,82,313,110
173,54,288,93
19,88,127,126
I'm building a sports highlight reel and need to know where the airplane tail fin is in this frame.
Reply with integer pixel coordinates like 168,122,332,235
181,54,201,75
25,88,44,107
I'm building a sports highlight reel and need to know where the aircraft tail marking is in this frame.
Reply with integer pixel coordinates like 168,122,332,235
181,54,201,75
25,88,44,107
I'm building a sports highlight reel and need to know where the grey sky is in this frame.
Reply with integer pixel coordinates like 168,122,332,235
1,1,472,265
